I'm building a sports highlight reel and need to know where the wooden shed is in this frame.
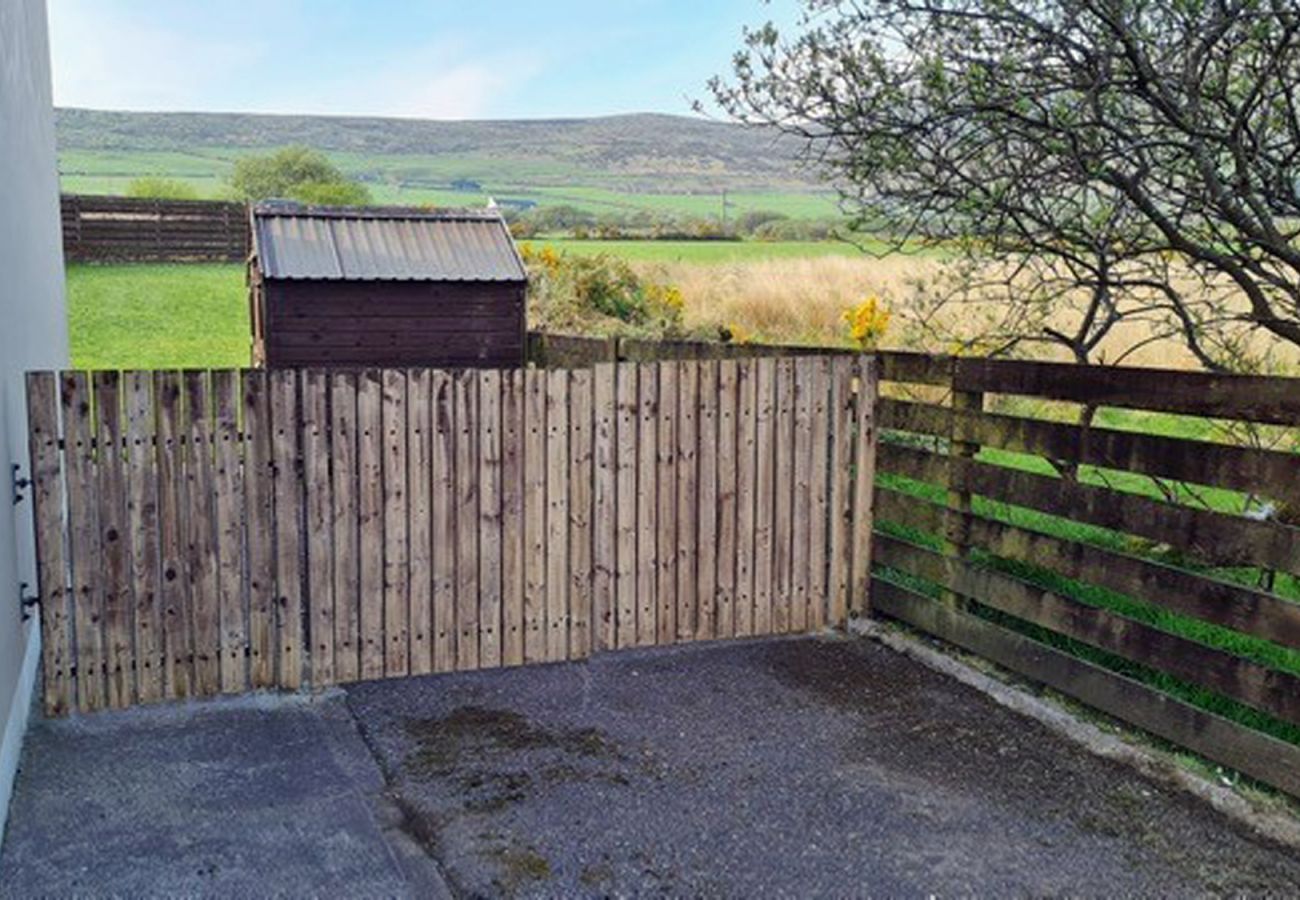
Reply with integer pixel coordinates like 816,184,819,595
249,204,527,368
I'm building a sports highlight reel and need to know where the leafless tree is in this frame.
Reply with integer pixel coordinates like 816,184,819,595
708,0,1300,372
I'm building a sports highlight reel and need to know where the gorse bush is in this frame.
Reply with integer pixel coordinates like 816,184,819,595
521,243,686,338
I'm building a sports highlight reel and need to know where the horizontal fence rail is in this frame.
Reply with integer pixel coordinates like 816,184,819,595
872,351,1300,797
61,194,250,263
26,356,878,716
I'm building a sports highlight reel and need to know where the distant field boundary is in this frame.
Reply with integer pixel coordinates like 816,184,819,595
61,194,249,263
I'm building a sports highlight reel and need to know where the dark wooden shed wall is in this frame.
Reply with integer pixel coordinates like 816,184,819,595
258,280,526,368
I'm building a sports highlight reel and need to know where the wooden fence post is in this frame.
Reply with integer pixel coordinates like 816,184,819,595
943,359,983,609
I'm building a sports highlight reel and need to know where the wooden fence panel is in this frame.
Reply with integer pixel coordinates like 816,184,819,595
874,349,1300,800
31,355,863,715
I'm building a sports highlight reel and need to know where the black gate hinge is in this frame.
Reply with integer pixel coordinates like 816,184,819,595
18,582,38,622
12,464,31,506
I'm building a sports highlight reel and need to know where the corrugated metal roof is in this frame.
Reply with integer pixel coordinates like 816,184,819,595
252,205,527,282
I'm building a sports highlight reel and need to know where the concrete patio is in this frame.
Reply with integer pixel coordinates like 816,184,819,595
3,636,1298,897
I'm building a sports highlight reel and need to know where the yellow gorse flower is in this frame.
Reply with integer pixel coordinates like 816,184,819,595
843,295,891,349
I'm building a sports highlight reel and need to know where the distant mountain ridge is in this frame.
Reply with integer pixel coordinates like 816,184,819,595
55,108,819,190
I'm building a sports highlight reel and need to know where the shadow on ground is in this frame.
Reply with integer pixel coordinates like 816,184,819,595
4,635,1298,897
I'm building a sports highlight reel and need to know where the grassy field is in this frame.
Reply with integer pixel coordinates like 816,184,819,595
65,240,869,368
68,264,250,369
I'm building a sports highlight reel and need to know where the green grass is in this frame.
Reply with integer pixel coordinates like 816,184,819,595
67,264,249,369
531,238,868,263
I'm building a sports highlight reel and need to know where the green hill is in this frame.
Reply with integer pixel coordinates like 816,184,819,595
55,108,838,219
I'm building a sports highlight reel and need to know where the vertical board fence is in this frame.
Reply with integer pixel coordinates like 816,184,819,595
871,352,1300,796
27,356,878,715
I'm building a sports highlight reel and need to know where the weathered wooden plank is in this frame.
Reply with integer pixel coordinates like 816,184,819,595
406,369,433,676
806,359,831,631
752,357,777,635
877,398,951,438
772,358,796,634
302,370,334,688
790,359,814,632
153,371,192,701
500,370,526,666
879,399,1300,503
95,372,135,707
353,371,382,681
569,370,594,658
875,532,1300,726
956,458,1300,574
382,369,410,677
124,372,163,703
326,372,360,683
479,370,504,669
182,371,220,699
637,363,659,646
592,363,617,651
269,369,303,691
431,371,458,672
64,372,107,710
850,356,880,619
826,358,855,627
615,364,640,650
876,441,948,485
243,371,277,689
675,361,699,641
733,359,758,637
873,485,947,534
963,513,1300,651
546,370,571,661
455,371,481,671
714,361,738,640
356,371,385,681
877,351,955,387
523,369,548,663
954,357,1300,427
28,373,72,715
872,578,1300,798
695,361,719,641
212,371,247,693
656,362,678,645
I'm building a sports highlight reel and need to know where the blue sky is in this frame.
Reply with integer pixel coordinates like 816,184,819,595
48,0,800,120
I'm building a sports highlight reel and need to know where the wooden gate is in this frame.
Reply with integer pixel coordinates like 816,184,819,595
26,356,878,715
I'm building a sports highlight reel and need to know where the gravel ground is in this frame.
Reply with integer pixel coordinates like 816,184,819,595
346,635,1300,897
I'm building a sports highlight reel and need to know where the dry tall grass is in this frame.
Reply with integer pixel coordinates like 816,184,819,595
640,255,1300,372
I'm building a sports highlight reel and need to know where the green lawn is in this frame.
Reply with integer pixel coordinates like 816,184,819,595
67,264,250,370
